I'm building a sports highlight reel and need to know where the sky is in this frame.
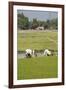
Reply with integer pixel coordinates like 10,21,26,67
17,10,58,21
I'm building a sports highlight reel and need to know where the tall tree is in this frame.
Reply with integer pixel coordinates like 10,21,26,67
50,18,58,30
31,19,39,29
17,13,29,30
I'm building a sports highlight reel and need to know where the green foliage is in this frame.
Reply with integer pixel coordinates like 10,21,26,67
17,12,58,30
38,21,45,27
31,18,39,29
44,19,58,30
50,19,58,30
18,13,29,29
44,20,50,29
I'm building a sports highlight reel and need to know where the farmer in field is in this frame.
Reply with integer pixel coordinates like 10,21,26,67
25,49,37,58
44,49,52,56
25,49,32,58
32,49,37,57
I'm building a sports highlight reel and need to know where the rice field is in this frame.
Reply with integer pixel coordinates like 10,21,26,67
17,56,58,80
17,30,58,51
17,30,58,80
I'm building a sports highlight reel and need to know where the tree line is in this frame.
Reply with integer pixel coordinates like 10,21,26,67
17,13,58,30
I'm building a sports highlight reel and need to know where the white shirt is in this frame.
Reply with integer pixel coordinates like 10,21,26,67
26,49,32,55
44,49,51,56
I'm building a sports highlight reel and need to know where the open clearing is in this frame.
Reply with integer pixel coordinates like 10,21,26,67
17,30,58,80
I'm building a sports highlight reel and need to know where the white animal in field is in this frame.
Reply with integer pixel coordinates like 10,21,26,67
44,49,52,56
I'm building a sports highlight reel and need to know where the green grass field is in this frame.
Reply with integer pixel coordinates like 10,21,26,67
17,30,58,51
17,56,58,80
17,30,58,80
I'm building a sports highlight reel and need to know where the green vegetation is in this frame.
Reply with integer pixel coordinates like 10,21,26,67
17,30,58,51
18,13,29,29
17,11,58,80
17,13,58,30
17,30,58,80
17,56,58,80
